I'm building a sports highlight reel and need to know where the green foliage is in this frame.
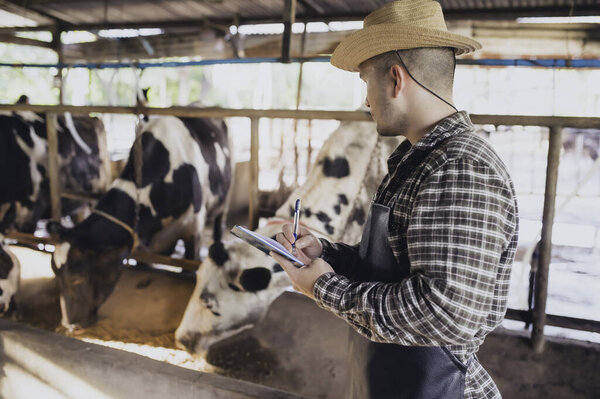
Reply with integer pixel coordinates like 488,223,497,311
0,43,58,104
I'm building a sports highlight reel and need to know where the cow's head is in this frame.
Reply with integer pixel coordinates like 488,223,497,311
47,221,128,329
175,223,290,355
0,239,20,315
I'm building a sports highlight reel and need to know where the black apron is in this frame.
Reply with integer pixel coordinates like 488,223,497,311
348,201,468,399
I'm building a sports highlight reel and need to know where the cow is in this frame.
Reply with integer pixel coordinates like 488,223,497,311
0,108,111,233
47,114,232,330
562,128,600,161
0,236,20,315
175,120,402,355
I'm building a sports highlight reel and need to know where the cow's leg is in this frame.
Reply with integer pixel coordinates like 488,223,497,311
212,212,224,243
184,209,205,261
4,296,17,318
158,240,178,257
183,235,201,261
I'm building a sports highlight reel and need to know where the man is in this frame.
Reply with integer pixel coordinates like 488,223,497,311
272,1,518,398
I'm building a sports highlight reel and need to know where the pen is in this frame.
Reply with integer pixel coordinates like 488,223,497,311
292,199,301,255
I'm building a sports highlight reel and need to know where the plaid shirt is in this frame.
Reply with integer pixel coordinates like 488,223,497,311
314,111,518,399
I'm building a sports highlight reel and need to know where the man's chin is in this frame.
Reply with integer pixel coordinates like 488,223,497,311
376,123,405,137
375,125,393,137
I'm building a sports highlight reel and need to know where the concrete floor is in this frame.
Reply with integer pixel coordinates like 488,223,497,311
207,292,600,399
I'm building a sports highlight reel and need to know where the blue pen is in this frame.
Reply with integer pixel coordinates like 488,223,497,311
292,199,301,255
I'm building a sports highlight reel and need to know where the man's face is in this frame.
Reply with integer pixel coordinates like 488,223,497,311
358,60,408,137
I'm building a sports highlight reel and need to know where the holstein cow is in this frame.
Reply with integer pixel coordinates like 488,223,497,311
0,236,20,314
0,109,111,233
176,120,402,354
48,115,232,329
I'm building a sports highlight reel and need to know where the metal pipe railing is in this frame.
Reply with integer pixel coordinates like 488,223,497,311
3,103,599,351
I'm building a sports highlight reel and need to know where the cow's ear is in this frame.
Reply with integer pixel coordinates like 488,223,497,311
208,241,229,266
47,221,71,241
239,267,271,292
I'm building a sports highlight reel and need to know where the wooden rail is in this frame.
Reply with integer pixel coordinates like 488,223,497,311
5,232,201,272
2,104,600,128
506,309,600,335
61,190,103,202
7,231,598,335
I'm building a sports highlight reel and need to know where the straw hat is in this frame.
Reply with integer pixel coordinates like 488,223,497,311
331,0,482,71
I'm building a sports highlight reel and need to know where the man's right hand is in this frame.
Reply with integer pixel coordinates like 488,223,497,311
276,223,323,265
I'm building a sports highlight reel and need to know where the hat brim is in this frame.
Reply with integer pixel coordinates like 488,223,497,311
331,24,482,72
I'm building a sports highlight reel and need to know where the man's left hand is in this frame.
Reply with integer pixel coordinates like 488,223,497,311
269,252,334,299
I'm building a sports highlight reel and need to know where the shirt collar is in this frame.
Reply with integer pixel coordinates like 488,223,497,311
386,111,474,170
412,110,473,151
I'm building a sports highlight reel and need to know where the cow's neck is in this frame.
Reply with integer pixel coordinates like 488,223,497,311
72,188,136,250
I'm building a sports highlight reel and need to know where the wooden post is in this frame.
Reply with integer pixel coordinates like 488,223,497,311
249,117,260,229
52,27,64,105
531,126,563,353
281,0,297,63
46,113,62,221
293,25,307,183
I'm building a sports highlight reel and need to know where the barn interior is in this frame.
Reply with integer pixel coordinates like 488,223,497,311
0,1,599,398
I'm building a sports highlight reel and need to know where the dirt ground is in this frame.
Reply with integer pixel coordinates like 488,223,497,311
6,245,211,372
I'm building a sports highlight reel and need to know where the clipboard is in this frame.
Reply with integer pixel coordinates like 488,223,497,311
231,225,305,267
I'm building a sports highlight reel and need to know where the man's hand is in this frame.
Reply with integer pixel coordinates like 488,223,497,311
276,223,323,265
270,252,334,299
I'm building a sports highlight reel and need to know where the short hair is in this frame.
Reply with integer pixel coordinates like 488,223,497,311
369,47,456,98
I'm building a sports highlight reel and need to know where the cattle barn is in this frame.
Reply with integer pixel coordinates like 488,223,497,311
0,0,599,398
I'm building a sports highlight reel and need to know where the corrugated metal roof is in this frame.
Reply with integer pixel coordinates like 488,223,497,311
0,0,598,30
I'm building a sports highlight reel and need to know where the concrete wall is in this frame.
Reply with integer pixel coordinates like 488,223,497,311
0,319,306,399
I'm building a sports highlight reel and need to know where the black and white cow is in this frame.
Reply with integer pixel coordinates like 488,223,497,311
48,115,232,329
0,109,111,233
0,236,20,315
175,120,402,354
562,128,600,161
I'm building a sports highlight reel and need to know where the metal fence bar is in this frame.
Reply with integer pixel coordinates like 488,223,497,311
506,309,600,335
0,58,599,69
249,117,260,230
61,190,102,202
5,102,600,346
45,113,62,221
4,232,200,272
532,126,563,353
3,104,600,128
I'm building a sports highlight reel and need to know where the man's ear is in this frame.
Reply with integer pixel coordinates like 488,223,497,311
47,221,71,241
390,64,405,98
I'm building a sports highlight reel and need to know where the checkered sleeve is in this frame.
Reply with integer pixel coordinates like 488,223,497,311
313,158,515,346
319,239,371,281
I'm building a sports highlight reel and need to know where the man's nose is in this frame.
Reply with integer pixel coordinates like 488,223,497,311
365,96,370,108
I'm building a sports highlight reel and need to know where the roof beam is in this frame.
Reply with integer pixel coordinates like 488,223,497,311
0,5,599,34
0,33,53,48
1,0,70,25
298,0,325,15
281,0,297,63
18,0,95,4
